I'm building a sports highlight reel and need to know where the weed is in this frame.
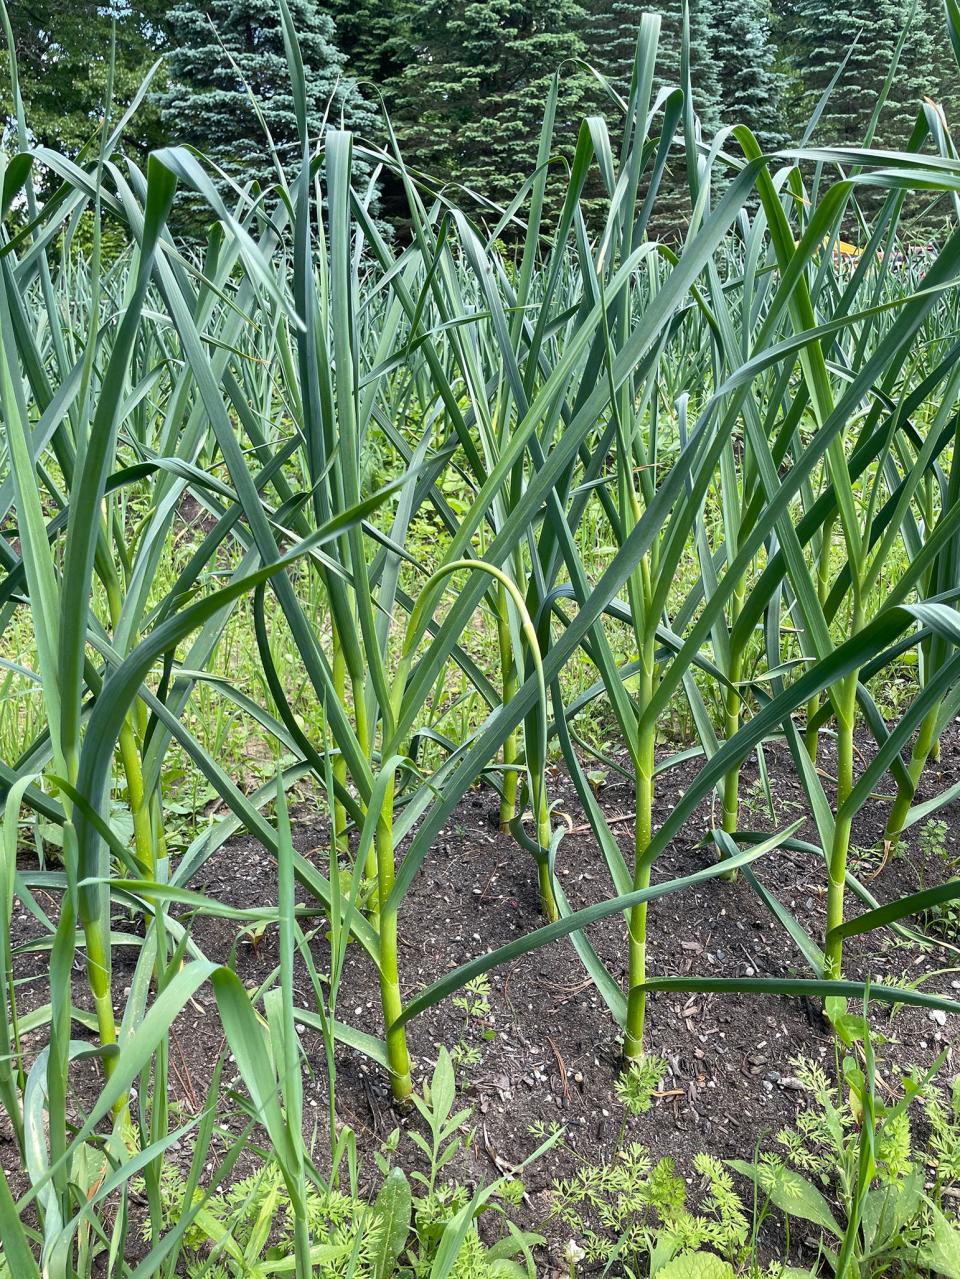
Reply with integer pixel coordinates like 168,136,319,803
918,818,953,864
549,1147,750,1271
615,1054,669,1117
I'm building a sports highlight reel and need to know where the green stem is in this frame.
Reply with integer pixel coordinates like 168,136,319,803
884,702,940,844
823,669,858,981
720,584,746,881
806,514,835,761
498,585,519,832
332,634,349,855
624,756,653,1060
376,777,411,1102
500,752,518,832
293,1211,312,1279
625,636,655,1061
118,721,156,879
534,789,558,923
82,921,118,1057
105,589,162,1112
353,677,378,883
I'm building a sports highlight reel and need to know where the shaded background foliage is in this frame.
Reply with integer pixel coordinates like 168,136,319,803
160,0,376,177
4,0,170,156
4,0,960,223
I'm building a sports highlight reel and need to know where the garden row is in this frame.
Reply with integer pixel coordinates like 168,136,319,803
1,2,960,1274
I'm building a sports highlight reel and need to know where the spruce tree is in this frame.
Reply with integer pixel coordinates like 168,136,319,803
391,0,594,212
582,0,721,131
311,0,416,222
582,0,649,96
318,0,411,90
710,0,786,147
885,0,960,145
579,0,721,234
782,0,914,146
159,0,375,183
684,0,722,136
877,0,960,230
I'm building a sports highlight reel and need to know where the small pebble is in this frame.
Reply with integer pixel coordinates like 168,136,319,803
779,1076,805,1091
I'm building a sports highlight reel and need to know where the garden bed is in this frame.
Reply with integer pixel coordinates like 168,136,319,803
10,734,958,1268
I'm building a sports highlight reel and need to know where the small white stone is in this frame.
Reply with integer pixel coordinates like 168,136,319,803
564,1241,586,1267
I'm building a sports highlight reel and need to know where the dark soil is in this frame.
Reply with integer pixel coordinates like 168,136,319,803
8,729,960,1269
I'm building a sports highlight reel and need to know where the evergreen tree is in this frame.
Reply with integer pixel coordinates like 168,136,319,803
579,0,722,234
885,0,960,144
311,0,416,223
875,0,960,229
685,0,722,136
582,0,649,96
159,0,375,183
782,0,919,147
319,0,411,91
391,0,594,212
711,0,786,147
582,0,721,132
